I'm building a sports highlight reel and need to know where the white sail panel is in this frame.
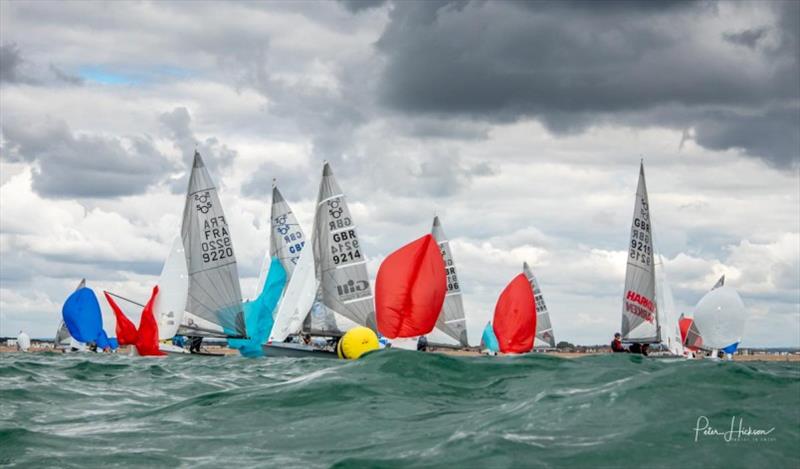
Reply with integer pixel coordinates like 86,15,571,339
523,262,556,348
154,236,189,340
181,151,245,337
269,236,318,342
431,216,469,346
621,163,659,343
312,162,375,330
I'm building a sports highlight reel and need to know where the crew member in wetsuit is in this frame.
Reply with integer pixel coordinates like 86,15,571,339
188,336,203,354
611,333,626,353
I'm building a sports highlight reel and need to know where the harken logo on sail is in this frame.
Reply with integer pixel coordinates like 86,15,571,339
625,290,654,323
337,280,369,301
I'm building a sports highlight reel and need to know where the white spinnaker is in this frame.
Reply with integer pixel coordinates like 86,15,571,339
269,235,319,342
621,162,659,343
154,236,189,340
523,262,556,348
655,260,684,356
431,216,469,346
692,286,746,350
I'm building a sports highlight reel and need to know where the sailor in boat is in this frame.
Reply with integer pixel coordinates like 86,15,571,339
417,336,429,352
628,343,649,356
188,336,203,354
611,333,627,353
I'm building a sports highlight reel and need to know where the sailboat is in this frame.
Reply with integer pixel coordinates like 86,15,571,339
62,281,113,351
429,216,469,347
522,262,555,349
491,273,537,354
177,151,246,340
265,162,375,358
620,162,684,356
375,234,447,349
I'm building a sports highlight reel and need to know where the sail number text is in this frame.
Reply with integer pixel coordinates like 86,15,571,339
330,229,362,265
200,216,233,264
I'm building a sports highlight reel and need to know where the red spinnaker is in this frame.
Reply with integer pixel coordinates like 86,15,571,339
376,234,447,339
492,273,537,354
135,286,164,356
105,291,138,346
679,316,692,344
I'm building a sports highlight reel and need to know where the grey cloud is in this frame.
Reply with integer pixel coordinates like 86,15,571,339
48,63,84,85
375,0,799,168
0,119,174,198
723,27,770,49
338,0,388,13
159,107,239,192
0,43,25,83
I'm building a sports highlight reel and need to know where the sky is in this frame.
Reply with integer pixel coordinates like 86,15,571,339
0,0,798,346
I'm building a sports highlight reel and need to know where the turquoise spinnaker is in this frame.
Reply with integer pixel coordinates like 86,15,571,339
481,321,499,353
229,257,287,357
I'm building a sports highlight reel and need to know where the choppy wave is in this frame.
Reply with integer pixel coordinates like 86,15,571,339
1,351,798,468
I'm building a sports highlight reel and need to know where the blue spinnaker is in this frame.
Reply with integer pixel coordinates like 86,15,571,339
481,321,499,353
721,342,739,354
229,257,287,357
62,287,104,344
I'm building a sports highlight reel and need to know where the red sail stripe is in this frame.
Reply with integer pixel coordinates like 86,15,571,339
492,273,537,354
376,234,447,339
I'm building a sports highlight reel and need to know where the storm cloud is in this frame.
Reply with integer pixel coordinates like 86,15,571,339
373,0,799,167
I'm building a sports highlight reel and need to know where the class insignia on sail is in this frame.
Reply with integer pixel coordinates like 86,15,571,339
376,234,447,340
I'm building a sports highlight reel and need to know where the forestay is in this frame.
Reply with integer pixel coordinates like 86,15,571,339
311,162,376,331
621,162,659,343
431,216,469,346
523,262,556,348
181,151,245,337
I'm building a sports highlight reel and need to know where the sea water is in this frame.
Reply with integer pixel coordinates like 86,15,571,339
1,351,798,467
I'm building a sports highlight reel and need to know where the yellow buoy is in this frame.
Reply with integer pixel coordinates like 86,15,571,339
337,326,380,359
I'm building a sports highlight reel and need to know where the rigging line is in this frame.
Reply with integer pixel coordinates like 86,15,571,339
104,291,145,308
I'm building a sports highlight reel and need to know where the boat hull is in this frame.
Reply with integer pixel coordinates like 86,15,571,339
262,342,338,359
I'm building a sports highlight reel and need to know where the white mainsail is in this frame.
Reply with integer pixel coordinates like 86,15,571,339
310,162,375,332
180,151,245,338
621,162,659,343
154,236,188,340
270,183,306,280
523,262,556,348
430,216,469,346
